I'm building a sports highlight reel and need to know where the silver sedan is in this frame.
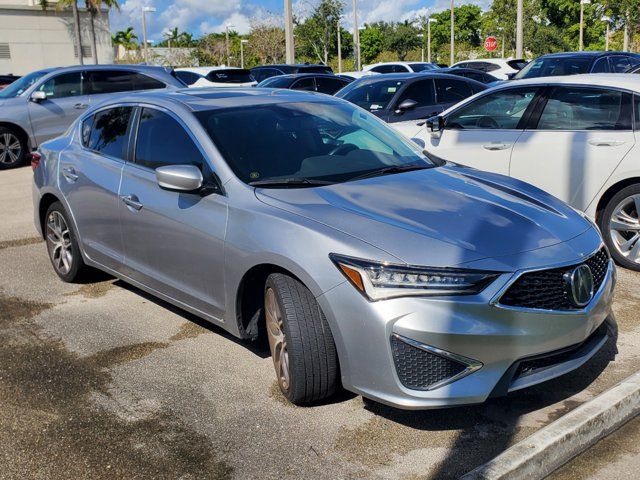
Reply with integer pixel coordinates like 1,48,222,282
32,89,616,409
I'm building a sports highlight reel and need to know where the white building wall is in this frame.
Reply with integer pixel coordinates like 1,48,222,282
0,4,113,75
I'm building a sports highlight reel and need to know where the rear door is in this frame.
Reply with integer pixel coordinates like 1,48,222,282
510,86,635,210
425,86,541,174
28,71,92,146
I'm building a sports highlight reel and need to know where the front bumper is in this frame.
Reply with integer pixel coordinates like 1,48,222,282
317,249,616,410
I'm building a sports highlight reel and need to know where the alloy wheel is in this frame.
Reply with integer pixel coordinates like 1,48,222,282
0,132,22,166
265,287,291,392
609,194,640,263
46,211,73,275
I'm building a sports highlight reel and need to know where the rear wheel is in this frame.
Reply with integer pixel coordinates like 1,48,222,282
0,127,26,170
45,202,90,282
600,184,640,271
264,273,338,405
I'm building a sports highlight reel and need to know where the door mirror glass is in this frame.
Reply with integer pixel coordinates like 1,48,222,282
395,98,418,114
155,165,203,192
410,137,426,149
426,115,443,138
30,91,47,102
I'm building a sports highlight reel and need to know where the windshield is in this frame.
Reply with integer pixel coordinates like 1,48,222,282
0,70,49,98
195,101,433,186
205,69,255,84
409,63,437,72
335,79,405,112
514,56,591,79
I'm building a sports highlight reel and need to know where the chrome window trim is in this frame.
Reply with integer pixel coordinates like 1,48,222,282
391,333,483,391
490,244,614,314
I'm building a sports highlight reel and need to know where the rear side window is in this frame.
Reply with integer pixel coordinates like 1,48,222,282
435,78,474,104
291,77,316,91
175,71,200,86
609,56,633,73
37,72,84,98
315,76,350,94
446,87,539,130
206,69,254,84
85,107,133,159
536,87,632,130
635,95,640,128
370,65,395,73
87,70,164,94
134,108,205,170
396,79,435,106
591,57,610,73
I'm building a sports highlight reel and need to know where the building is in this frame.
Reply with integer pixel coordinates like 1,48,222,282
0,0,113,75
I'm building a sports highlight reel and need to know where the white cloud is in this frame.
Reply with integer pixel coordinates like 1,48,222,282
200,11,252,35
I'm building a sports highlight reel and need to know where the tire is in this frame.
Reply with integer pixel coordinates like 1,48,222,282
0,126,27,170
599,184,640,271
44,202,90,282
264,273,338,405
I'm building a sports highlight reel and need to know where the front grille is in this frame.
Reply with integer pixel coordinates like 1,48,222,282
499,248,609,311
391,336,467,390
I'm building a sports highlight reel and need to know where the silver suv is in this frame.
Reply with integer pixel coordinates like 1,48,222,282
0,64,184,169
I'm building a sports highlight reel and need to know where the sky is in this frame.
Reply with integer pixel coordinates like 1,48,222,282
109,0,491,43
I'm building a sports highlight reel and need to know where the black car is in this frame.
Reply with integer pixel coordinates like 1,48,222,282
437,67,502,86
256,73,352,95
514,51,640,79
335,73,486,124
250,64,333,83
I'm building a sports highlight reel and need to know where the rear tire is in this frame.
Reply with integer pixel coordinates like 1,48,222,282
264,273,338,405
0,126,26,170
599,184,640,272
45,202,90,282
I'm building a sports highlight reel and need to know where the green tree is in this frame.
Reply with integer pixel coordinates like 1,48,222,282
359,26,384,63
86,0,119,64
384,21,420,60
295,0,343,64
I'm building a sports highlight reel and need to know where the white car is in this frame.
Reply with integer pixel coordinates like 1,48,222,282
337,70,380,80
451,58,527,80
411,74,640,270
363,62,439,74
174,67,257,88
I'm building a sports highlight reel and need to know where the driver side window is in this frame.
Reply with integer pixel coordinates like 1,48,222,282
445,87,539,130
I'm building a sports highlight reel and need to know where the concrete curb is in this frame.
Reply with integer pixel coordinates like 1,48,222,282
460,370,640,480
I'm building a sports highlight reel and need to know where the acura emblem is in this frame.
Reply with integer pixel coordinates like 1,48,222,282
564,264,594,308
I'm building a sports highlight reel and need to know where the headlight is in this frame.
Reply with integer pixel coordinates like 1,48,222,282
330,254,499,301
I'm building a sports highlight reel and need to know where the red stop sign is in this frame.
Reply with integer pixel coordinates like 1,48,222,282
484,36,498,52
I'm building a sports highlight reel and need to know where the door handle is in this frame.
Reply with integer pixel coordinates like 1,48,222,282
62,166,78,182
588,139,625,147
482,143,512,151
121,195,143,211
74,103,89,110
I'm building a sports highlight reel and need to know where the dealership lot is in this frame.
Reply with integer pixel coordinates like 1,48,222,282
2,166,640,479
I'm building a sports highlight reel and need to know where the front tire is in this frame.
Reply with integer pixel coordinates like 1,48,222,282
264,273,338,405
45,202,89,282
0,126,26,170
600,184,640,271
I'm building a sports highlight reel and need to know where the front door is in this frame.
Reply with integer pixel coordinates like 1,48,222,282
119,107,228,319
28,71,92,146
511,86,636,210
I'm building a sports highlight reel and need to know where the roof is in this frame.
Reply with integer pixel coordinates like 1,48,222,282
348,72,484,83
539,51,640,59
176,66,244,75
500,73,640,92
251,64,330,69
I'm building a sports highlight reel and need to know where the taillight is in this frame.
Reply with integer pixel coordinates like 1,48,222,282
30,152,41,171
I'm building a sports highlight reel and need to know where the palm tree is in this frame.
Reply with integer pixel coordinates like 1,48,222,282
179,32,194,47
112,27,138,61
86,0,120,64
163,27,180,50
57,0,83,65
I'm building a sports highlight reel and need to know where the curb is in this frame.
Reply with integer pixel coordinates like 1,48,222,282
460,370,640,480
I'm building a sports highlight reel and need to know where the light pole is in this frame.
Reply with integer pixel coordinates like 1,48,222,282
601,15,611,51
240,39,248,69
450,0,454,66
516,0,523,58
337,15,343,73
417,34,424,62
225,24,235,66
353,0,361,70
142,6,156,64
498,26,505,58
579,0,591,51
428,17,437,64
284,0,295,64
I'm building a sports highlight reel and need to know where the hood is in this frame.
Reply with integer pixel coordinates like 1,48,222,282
255,164,592,268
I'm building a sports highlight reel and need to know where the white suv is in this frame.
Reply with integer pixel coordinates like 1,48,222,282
451,58,527,80
413,74,640,270
363,62,439,74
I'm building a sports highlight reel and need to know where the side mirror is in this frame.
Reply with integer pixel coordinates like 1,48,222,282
30,91,47,102
155,165,203,192
395,98,418,114
410,137,426,149
426,115,444,139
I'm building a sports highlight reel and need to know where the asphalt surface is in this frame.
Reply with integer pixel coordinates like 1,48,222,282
1,166,639,480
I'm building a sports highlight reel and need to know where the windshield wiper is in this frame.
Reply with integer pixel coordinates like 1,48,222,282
347,164,431,182
248,177,335,188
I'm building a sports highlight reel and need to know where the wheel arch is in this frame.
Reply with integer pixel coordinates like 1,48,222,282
38,192,63,238
0,121,31,151
595,177,640,225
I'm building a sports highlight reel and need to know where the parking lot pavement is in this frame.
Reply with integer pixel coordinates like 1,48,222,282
1,165,640,479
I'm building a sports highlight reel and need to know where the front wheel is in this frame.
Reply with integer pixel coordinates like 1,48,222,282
264,273,338,405
600,184,640,271
0,127,26,170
